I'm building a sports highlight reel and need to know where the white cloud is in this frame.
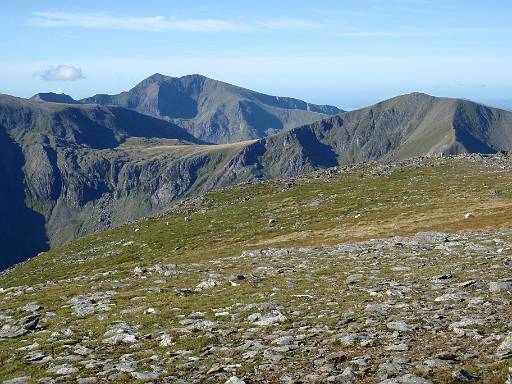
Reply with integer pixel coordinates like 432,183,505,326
29,11,249,32
40,65,84,81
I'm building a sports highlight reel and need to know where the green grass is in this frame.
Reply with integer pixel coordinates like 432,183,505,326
3,158,512,288
1,157,512,382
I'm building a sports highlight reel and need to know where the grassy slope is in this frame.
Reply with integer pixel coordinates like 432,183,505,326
0,154,512,286
3,156,512,287
1,156,512,383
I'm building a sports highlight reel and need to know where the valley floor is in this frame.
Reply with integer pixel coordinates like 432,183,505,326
1,154,511,383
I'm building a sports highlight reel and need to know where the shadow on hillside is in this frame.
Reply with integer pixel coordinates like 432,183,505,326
0,127,48,270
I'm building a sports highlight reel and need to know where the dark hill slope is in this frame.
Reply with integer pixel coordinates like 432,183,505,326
0,94,205,268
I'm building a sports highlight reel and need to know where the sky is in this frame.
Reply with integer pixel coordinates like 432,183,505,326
1,0,512,110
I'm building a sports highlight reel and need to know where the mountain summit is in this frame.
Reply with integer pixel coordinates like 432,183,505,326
80,74,343,144
229,92,512,177
30,92,78,104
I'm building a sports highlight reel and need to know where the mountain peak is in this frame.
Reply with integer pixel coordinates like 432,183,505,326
30,92,78,104
145,72,167,81
80,74,342,143
394,92,436,102
142,73,208,83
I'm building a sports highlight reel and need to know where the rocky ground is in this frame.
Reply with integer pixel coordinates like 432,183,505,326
1,155,512,383
1,229,511,383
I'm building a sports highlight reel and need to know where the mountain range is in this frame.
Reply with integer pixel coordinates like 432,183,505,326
80,74,342,144
1,74,512,269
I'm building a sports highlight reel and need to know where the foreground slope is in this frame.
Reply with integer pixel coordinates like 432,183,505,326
81,74,342,144
0,155,511,383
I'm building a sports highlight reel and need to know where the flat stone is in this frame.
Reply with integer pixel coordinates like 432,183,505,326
131,372,160,380
452,369,480,382
489,281,512,293
254,312,287,326
385,343,409,352
379,374,433,384
263,349,284,362
271,335,294,346
20,303,43,312
340,334,365,346
1,377,32,384
497,335,512,359
77,378,98,384
346,274,363,284
225,377,246,384
434,293,469,302
24,351,50,363
159,333,173,347
47,364,79,375
387,321,415,332
103,332,137,345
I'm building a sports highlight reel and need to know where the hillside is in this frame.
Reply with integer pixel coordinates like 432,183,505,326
30,93,79,104
81,74,343,144
235,92,512,179
0,94,204,269
0,155,511,383
1,92,512,269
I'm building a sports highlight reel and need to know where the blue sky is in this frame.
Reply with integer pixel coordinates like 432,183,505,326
1,0,512,109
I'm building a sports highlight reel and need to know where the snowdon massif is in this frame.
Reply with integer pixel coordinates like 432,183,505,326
1,78,512,269
79,74,343,144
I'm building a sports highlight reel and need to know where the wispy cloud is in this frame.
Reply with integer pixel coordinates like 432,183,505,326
29,12,328,33
29,11,249,32
257,17,324,31
28,10,512,38
40,65,84,81
329,31,417,37
330,26,512,38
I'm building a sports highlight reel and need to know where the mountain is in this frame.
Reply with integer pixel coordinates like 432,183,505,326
30,92,78,104
1,154,512,383
80,74,343,144
228,92,512,179
1,91,512,269
0,94,203,269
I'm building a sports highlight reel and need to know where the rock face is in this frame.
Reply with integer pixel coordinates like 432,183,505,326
80,73,343,144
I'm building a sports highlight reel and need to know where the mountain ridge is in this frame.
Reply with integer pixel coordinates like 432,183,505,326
80,73,343,144
1,89,512,269
30,92,78,104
